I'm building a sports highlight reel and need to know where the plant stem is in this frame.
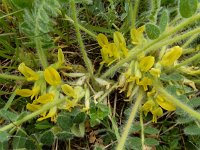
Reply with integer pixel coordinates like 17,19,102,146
116,90,143,150
182,34,199,48
154,82,200,120
35,38,48,69
0,98,66,132
129,0,140,28
175,50,200,68
64,15,97,39
0,74,25,80
70,0,94,78
101,25,200,78
140,111,145,150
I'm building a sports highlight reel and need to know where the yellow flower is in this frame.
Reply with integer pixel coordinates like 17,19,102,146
138,77,152,91
16,89,33,97
18,63,39,81
26,103,41,111
61,84,77,99
139,56,155,72
130,25,145,45
44,67,61,86
156,95,176,111
113,31,126,47
160,46,182,66
37,106,57,122
151,107,163,123
65,99,77,111
149,68,161,77
33,93,54,104
58,48,65,65
142,99,156,116
97,33,109,47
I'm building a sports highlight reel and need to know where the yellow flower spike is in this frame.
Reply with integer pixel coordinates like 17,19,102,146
139,56,155,72
97,33,109,47
33,93,54,104
58,48,65,65
138,77,152,91
18,63,39,81
61,84,77,98
44,67,61,86
151,107,163,123
130,25,145,45
16,89,33,97
156,95,176,111
37,106,57,122
142,99,156,116
149,68,161,77
160,46,182,66
113,31,126,47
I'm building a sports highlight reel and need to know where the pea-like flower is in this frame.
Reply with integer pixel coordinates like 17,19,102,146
151,107,163,123
139,56,155,72
44,67,61,86
160,46,182,66
156,95,176,111
18,63,39,81
130,26,145,45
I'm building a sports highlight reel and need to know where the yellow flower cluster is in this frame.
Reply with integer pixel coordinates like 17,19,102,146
97,32,128,65
16,49,82,122
119,46,182,122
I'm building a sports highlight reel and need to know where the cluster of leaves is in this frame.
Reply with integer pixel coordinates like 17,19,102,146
0,0,200,150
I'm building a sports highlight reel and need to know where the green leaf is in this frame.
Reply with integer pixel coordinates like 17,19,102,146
0,109,17,122
0,132,9,142
73,112,86,124
126,137,141,150
0,141,8,150
145,23,160,40
145,138,159,146
159,9,168,32
176,116,195,124
35,120,52,130
40,131,54,146
144,127,159,134
56,131,74,140
184,125,200,135
57,114,73,131
188,98,200,108
11,0,34,9
160,73,184,81
25,139,36,149
179,0,198,18
12,129,27,149
71,122,85,137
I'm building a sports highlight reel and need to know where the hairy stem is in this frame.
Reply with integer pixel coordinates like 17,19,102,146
116,90,143,150
154,82,200,120
70,0,94,77
0,74,25,80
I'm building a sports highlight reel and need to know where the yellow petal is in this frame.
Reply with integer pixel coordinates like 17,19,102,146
31,85,40,100
149,68,161,77
61,84,77,98
26,103,41,111
37,106,57,122
130,26,145,45
18,63,39,81
142,99,155,116
139,56,155,72
44,67,61,86
160,46,182,66
151,107,163,123
156,95,176,111
138,77,152,91
113,31,126,47
16,89,33,97
33,93,54,104
97,33,109,47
